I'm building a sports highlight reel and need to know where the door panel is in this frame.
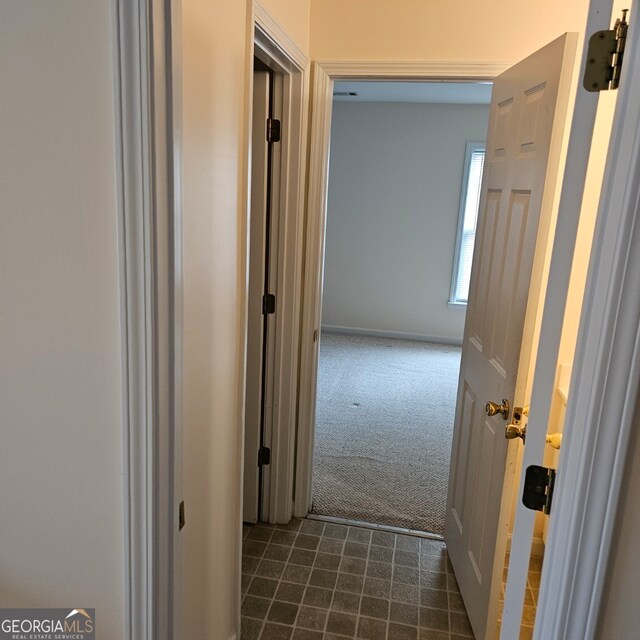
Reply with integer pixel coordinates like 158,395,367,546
445,34,577,639
243,68,270,523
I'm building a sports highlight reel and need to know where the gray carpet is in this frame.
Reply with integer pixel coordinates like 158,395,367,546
311,333,462,534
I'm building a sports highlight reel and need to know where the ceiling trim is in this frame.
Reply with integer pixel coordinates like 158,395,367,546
316,60,511,80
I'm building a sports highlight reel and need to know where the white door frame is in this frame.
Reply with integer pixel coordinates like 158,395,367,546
112,1,182,638
295,60,510,517
530,2,640,637
246,2,310,523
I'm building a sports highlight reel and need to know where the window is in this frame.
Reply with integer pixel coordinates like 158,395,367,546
450,142,485,306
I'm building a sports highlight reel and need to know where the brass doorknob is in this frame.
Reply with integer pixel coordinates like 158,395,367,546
506,424,526,442
485,399,510,420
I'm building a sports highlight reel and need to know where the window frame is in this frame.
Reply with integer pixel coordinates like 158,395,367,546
449,141,486,307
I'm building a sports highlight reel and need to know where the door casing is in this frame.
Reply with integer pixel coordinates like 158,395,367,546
244,7,311,524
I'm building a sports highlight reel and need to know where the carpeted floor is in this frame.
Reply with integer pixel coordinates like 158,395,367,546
311,333,462,535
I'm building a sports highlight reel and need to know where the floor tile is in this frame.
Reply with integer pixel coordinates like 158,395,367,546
242,595,271,619
419,629,449,640
267,600,299,625
340,556,366,575
292,629,322,640
249,577,279,599
388,621,418,640
369,545,394,563
281,564,311,584
296,605,327,630
288,548,316,566
450,611,474,637
357,616,387,639
315,552,342,571
241,616,263,640
360,595,389,619
303,586,333,608
363,577,391,599
294,533,320,550
336,572,365,594
420,587,448,610
419,606,449,632
347,527,372,544
396,535,421,553
326,611,358,636
300,519,325,536
259,622,292,639
344,541,369,559
256,559,286,580
264,544,291,563
324,523,349,540
320,538,346,555
367,560,392,580
242,518,479,640
275,582,305,604
391,582,420,605
390,601,419,626
331,590,361,614
371,530,395,548
309,568,338,589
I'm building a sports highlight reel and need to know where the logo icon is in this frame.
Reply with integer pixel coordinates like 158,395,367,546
0,608,95,639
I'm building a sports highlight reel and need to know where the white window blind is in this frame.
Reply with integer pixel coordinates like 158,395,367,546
451,144,485,304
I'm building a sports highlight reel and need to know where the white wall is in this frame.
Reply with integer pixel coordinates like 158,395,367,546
321,101,489,342
0,2,125,638
595,392,640,638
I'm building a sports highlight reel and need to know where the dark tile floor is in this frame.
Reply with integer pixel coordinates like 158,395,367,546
241,518,474,640
497,552,543,640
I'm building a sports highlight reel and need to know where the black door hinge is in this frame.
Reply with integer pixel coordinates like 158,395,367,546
262,293,276,315
267,118,281,143
258,446,271,467
179,500,185,531
522,465,556,515
583,9,629,92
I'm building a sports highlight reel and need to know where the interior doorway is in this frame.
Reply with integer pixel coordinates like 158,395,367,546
310,81,491,535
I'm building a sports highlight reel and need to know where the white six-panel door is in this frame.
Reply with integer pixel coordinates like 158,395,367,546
445,34,577,639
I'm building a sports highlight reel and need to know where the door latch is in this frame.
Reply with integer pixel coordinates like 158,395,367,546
505,405,528,442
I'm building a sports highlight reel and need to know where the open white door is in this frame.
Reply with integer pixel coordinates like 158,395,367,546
445,34,578,639
502,2,629,638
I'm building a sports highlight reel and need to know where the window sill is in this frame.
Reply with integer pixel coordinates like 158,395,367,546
448,301,468,309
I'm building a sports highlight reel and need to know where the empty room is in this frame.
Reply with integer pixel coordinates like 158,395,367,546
311,81,491,536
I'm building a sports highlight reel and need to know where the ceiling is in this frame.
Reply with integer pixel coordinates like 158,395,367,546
333,81,493,105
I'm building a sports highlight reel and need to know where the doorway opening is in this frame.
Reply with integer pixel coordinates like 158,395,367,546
310,80,491,535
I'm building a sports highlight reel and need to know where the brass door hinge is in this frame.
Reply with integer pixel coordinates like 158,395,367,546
584,9,629,91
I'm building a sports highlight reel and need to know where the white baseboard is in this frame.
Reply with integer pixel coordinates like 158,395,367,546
506,533,545,558
321,324,463,346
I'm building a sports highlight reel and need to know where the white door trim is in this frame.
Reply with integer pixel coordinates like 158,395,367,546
247,2,310,523
112,1,182,638
533,3,640,638
296,61,510,517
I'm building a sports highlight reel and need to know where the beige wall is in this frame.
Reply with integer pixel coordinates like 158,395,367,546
259,0,311,53
322,101,489,341
181,0,251,637
0,2,125,638
182,1,309,637
310,0,589,62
